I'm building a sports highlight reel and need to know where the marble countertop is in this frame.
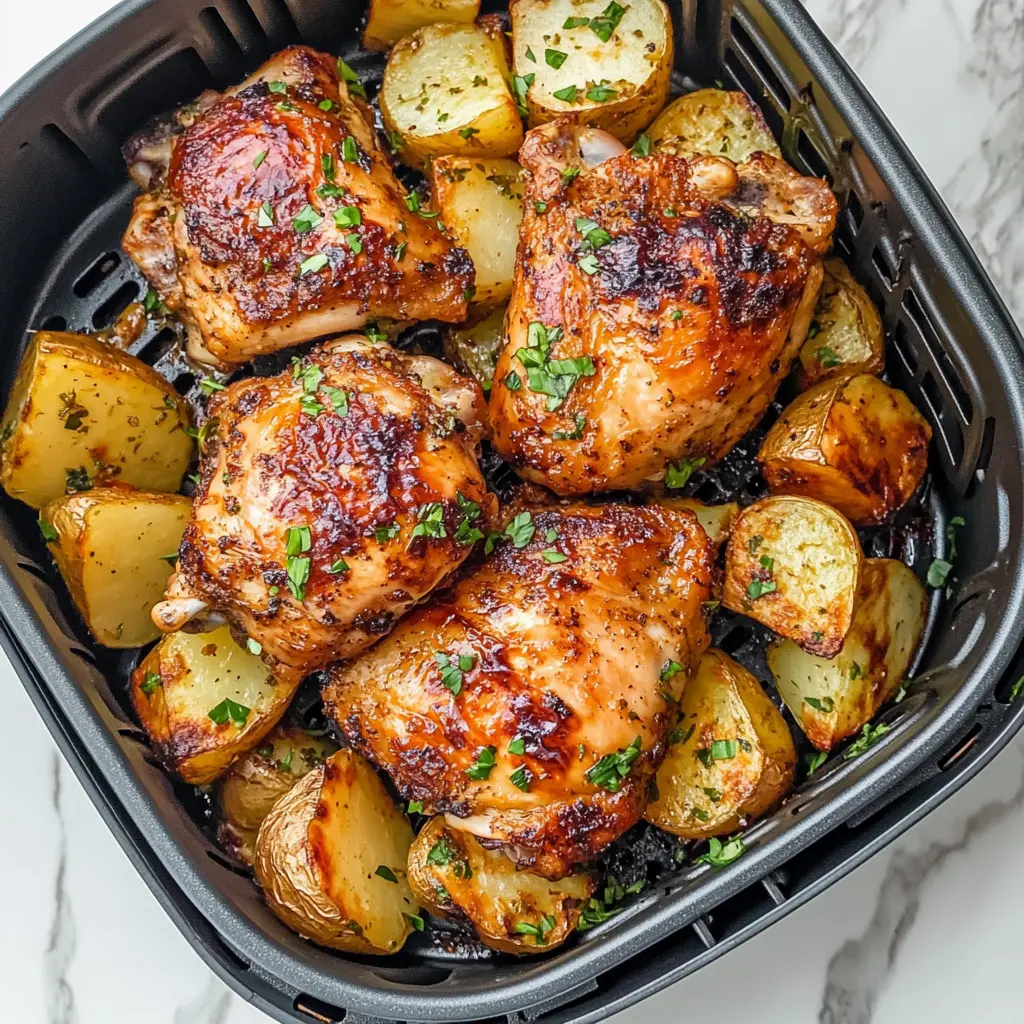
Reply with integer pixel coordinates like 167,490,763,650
2,1,1023,1022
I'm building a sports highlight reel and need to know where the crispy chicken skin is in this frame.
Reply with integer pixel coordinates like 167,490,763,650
323,502,713,879
123,46,473,367
488,119,838,495
152,336,495,682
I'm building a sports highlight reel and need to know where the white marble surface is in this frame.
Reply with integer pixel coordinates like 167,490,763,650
2,1,1024,1022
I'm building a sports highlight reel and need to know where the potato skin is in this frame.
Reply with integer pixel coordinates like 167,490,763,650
647,88,781,162
798,259,884,388
645,649,795,838
363,0,480,51
254,750,417,954
758,374,932,526
767,558,927,750
722,495,862,658
407,817,596,954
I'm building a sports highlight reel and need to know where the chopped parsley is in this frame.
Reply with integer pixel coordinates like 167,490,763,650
574,216,611,249
553,84,578,103
375,865,398,883
816,346,841,368
586,736,641,792
513,915,555,943
514,321,595,410
427,836,456,865
509,764,533,791
327,559,349,575
631,134,651,156
525,45,537,62
252,149,268,170
665,456,706,489
246,638,262,656
465,745,497,780
267,80,287,94
284,525,312,601
668,723,695,746
208,698,251,727
403,913,424,932
292,204,323,233
436,651,476,696
805,695,835,713
508,736,526,755
411,502,446,540
660,660,684,683
346,232,363,254
542,547,568,563
199,377,226,395
510,73,535,117
333,205,361,228
695,835,745,868
927,558,953,589
341,135,359,162
407,800,424,814
257,202,275,227
578,253,600,275
336,58,367,99
504,511,535,548
842,721,891,760
454,492,484,546
586,83,618,103
458,126,480,140
298,253,329,276
587,1,627,41
552,412,587,439
65,467,92,493
375,522,400,544
140,671,162,696
805,750,828,774
534,200,547,213
545,48,567,69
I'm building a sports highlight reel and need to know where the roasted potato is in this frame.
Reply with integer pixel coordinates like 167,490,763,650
645,649,795,838
509,0,673,142
363,0,480,52
758,374,932,526
429,156,524,307
0,331,192,509
407,817,596,954
131,625,298,785
767,558,927,750
797,259,885,388
722,496,862,658
380,21,523,170
657,498,740,549
41,488,190,648
647,88,781,162
218,727,339,864
443,304,507,389
254,749,417,954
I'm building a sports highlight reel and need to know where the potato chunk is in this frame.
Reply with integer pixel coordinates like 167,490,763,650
722,496,862,658
767,559,927,750
444,304,507,389
0,331,192,509
657,498,739,549
430,157,524,307
218,727,339,864
254,750,417,954
647,88,781,162
41,488,190,648
645,649,795,838
509,0,672,142
363,0,480,51
797,259,885,388
408,817,596,954
131,626,299,784
758,374,932,526
380,21,523,169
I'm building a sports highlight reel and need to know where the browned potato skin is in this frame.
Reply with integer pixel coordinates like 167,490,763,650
254,749,417,954
408,818,596,954
218,727,339,864
798,260,884,388
722,496,862,658
758,374,932,526
362,0,481,51
645,650,795,838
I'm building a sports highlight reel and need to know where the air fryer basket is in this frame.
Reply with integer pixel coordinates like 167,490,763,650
2,1,1024,1021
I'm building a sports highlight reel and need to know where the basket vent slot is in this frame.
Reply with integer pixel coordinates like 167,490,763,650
294,995,346,1023
73,252,121,298
91,280,140,330
795,128,830,183
937,722,983,771
920,369,965,466
206,848,254,879
38,314,67,332
965,416,995,498
892,319,919,375
846,190,865,230
871,242,898,289
728,16,790,111
198,7,249,76
722,49,785,143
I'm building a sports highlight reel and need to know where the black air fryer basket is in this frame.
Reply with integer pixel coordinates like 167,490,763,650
2,1,1024,1021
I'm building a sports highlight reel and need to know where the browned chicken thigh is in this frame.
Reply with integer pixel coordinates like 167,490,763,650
123,46,473,367
152,336,495,683
323,501,713,879
489,119,838,495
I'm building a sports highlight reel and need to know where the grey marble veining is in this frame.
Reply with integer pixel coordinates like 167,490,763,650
173,976,232,1024
45,754,77,1024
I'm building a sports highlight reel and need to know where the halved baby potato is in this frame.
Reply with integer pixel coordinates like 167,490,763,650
429,156,524,307
645,649,796,838
380,20,523,169
797,259,885,388
218,726,339,864
408,817,596,954
254,749,418,954
509,0,673,142
0,331,192,509
646,88,781,162
767,558,927,750
758,373,932,526
131,625,298,784
657,498,740,549
722,496,862,658
41,488,190,648
443,304,507,389
363,0,480,52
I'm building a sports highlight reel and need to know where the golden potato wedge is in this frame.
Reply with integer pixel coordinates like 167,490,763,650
380,21,523,170
647,88,781,162
509,0,672,142
657,498,740,549
797,260,885,388
758,374,932,527
443,304,507,389
767,558,927,750
254,749,417,954
430,157,524,307
645,649,795,838
363,0,480,52
722,496,862,658
0,331,192,509
131,625,298,785
218,727,339,864
408,817,596,954
41,488,190,648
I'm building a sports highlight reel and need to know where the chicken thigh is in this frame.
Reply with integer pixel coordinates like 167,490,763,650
153,336,495,683
323,501,713,879
123,46,473,367
489,119,838,495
